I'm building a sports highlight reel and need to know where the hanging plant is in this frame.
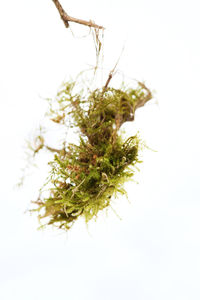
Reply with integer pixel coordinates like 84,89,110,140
30,78,152,230
22,0,154,231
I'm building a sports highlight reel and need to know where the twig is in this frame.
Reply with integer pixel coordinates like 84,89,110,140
135,82,152,110
52,0,105,30
103,72,113,91
45,145,63,154
103,45,125,91
103,59,119,91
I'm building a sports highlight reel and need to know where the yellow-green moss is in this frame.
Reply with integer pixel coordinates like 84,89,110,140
31,79,152,230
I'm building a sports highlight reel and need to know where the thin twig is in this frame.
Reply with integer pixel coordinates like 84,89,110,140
103,45,125,91
45,144,69,155
45,145,63,154
52,0,105,30
103,72,113,91
135,82,152,110
103,59,119,91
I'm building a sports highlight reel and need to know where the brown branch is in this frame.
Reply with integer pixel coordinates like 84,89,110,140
135,82,152,110
45,145,63,154
102,64,117,93
52,0,69,28
104,72,113,91
103,45,125,92
52,0,105,30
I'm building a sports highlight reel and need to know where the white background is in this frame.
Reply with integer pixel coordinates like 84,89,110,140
0,0,200,299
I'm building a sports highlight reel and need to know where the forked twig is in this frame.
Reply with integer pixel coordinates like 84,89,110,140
52,0,105,30
135,81,152,110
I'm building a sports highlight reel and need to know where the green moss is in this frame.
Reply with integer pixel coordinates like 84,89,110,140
31,79,152,230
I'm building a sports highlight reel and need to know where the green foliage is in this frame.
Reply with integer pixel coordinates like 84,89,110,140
31,79,152,230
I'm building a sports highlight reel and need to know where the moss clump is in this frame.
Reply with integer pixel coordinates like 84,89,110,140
31,79,152,230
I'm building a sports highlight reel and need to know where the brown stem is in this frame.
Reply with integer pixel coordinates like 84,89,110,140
134,82,152,110
104,72,113,91
103,46,125,92
52,0,69,28
52,0,104,30
45,145,62,154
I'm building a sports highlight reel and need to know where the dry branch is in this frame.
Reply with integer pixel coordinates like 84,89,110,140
52,0,105,30
135,82,152,109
